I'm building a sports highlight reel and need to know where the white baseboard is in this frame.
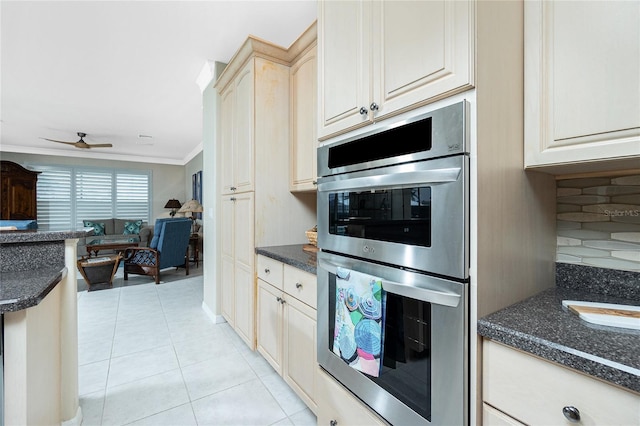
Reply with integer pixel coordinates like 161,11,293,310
62,406,82,426
201,301,226,324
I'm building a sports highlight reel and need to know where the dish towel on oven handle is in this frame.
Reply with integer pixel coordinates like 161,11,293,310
333,267,386,377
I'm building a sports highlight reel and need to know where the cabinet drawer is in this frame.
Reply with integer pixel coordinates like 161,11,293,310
483,340,640,425
257,255,283,289
283,264,316,309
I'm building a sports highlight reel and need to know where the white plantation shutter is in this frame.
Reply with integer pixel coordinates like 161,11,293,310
36,168,72,231
76,170,113,228
31,164,151,231
116,173,149,219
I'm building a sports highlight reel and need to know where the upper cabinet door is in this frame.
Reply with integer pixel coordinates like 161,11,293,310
525,0,640,171
291,45,318,192
317,0,474,142
318,0,372,140
233,61,255,193
372,0,474,119
220,85,235,195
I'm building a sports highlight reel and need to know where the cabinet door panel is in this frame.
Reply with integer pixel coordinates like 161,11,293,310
316,368,387,426
483,340,640,425
290,46,318,192
525,0,640,169
318,0,371,140
373,0,473,118
283,296,317,412
233,193,254,270
220,197,235,325
220,254,235,326
234,61,255,193
234,262,254,349
220,86,235,194
553,2,640,141
257,280,283,374
233,192,255,349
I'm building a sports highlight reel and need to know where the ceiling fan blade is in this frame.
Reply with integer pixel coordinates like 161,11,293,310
87,143,113,148
42,138,77,146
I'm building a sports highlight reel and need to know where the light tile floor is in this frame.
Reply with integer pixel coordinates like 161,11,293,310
77,274,317,426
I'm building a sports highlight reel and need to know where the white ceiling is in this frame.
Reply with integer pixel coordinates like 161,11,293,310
0,1,317,165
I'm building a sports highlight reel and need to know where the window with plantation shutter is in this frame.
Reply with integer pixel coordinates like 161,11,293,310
116,173,149,220
31,164,151,231
76,170,113,228
35,168,72,231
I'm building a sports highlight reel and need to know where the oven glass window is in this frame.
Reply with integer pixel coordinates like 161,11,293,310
328,273,432,421
328,187,431,247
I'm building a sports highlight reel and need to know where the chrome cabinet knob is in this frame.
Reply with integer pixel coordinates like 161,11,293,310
370,102,379,111
312,180,318,186
359,106,368,116
562,406,581,422
264,268,270,274
330,420,338,426
276,297,282,303
296,282,302,289
230,197,236,202
230,186,237,191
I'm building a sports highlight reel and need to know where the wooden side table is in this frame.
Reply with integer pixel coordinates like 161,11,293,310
77,253,122,291
189,234,200,268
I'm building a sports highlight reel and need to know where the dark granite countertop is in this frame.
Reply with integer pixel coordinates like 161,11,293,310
255,244,317,275
478,286,640,393
0,228,89,312
0,266,67,313
0,228,92,244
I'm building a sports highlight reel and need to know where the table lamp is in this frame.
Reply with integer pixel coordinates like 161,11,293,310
164,199,182,217
178,199,204,234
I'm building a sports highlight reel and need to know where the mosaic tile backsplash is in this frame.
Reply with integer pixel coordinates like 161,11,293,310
557,174,640,272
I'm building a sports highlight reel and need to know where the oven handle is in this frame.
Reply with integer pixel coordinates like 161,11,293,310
318,258,461,308
316,167,461,192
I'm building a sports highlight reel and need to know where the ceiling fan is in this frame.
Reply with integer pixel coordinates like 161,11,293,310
42,132,113,149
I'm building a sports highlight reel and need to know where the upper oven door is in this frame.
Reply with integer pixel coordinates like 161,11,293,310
317,154,469,280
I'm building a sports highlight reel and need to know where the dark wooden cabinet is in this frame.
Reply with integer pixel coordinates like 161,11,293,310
1,161,40,220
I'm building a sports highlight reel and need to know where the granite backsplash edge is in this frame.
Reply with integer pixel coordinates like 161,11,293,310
556,262,640,300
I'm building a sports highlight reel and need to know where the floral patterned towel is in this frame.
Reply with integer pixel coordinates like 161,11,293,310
333,267,386,377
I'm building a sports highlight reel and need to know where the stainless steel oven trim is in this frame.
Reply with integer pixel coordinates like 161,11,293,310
317,154,469,280
318,100,467,177
317,251,468,426
318,257,461,307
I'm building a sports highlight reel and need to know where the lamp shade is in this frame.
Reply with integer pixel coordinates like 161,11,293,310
164,199,182,209
178,199,203,213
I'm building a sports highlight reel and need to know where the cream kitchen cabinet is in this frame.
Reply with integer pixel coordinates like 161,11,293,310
220,61,254,195
216,33,317,350
256,255,318,412
220,192,255,347
524,0,640,173
483,339,640,425
317,0,474,141
316,367,388,426
290,43,318,192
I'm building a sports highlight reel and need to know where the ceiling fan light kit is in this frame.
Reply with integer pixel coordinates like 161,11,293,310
42,132,113,149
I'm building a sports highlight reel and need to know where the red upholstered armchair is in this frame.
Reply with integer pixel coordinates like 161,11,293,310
123,217,191,284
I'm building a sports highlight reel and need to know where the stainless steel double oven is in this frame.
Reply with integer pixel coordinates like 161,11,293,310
316,101,469,425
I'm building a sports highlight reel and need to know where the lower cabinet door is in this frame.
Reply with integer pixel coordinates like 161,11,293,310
483,404,525,426
283,296,317,412
316,367,387,426
257,279,283,374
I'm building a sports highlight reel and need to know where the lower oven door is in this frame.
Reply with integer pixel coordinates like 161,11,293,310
317,251,468,426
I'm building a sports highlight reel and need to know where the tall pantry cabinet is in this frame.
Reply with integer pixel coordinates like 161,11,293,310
215,26,318,350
